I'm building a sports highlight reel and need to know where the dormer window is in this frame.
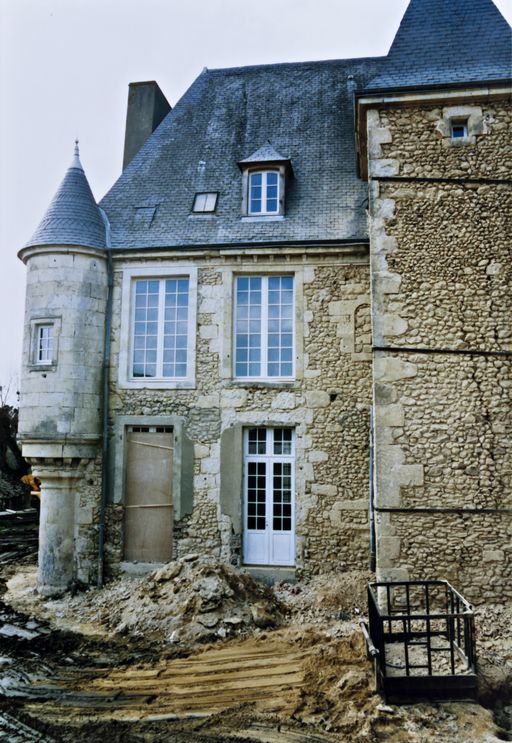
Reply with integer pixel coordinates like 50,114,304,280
249,171,279,215
238,142,293,219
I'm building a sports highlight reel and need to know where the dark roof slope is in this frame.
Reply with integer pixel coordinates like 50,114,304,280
100,58,381,249
366,0,512,91
26,148,106,250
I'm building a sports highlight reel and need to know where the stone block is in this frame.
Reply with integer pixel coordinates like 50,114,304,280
305,391,330,408
271,392,296,410
369,158,400,177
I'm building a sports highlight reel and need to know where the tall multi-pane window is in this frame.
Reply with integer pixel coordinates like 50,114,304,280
132,278,189,378
234,275,294,379
36,325,53,364
249,171,279,215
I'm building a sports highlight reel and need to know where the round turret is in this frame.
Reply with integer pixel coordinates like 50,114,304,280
18,143,109,459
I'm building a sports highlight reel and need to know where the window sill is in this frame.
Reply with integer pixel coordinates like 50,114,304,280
119,379,196,390
188,213,217,219
229,379,298,390
28,364,57,372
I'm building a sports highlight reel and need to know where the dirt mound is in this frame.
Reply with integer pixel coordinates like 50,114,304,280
102,554,284,647
275,570,372,625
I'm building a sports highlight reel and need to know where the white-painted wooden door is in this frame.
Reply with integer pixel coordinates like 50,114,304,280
243,428,295,566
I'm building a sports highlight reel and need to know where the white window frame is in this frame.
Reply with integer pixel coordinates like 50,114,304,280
28,317,61,369
233,274,295,381
36,324,54,364
450,119,468,140
118,264,197,389
248,170,280,216
192,192,218,213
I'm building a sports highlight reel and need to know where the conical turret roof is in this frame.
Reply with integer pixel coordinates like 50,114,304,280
25,143,106,250
366,0,512,91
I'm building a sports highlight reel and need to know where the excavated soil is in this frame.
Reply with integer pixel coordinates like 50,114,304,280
2,554,511,742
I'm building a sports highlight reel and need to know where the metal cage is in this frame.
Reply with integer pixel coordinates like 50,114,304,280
361,580,478,703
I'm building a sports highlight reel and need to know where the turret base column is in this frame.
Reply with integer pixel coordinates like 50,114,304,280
30,462,86,596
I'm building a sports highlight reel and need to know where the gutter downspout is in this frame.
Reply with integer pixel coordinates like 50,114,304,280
369,405,376,572
97,209,113,587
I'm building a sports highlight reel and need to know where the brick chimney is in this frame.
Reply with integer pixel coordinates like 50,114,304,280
123,81,171,170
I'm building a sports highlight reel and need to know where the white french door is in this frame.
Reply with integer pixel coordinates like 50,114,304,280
243,427,295,566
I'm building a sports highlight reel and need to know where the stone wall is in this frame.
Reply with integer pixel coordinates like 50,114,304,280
102,248,372,578
368,98,512,603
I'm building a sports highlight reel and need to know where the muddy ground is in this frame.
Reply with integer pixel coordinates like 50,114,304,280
0,516,511,742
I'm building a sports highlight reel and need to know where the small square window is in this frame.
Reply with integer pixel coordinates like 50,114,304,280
192,192,218,213
451,120,468,139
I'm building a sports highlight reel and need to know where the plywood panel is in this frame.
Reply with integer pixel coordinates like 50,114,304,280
124,432,173,562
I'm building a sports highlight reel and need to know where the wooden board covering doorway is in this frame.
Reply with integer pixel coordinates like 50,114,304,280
124,427,173,563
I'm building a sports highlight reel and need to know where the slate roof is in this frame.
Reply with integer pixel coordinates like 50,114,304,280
25,147,106,250
366,0,512,91
100,58,381,250
238,142,291,165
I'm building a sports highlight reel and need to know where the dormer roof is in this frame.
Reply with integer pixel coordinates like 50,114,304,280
366,0,512,92
25,144,107,250
238,142,294,177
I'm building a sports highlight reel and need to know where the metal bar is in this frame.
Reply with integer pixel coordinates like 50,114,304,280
372,345,512,358
386,584,392,635
403,617,410,676
406,583,411,636
376,506,512,514
381,611,470,621
371,175,512,185
425,584,432,676
359,621,379,658
449,589,456,675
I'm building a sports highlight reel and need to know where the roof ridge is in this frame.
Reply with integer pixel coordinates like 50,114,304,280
206,55,385,76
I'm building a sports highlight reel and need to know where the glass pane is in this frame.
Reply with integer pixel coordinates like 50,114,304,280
246,461,266,530
193,193,207,211
235,276,261,377
273,428,292,455
273,460,292,532
248,428,266,455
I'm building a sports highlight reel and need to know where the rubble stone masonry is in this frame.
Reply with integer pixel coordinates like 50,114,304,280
368,99,512,603
77,249,374,580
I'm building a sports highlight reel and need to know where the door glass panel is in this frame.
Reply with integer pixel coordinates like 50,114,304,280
247,461,266,530
273,461,292,531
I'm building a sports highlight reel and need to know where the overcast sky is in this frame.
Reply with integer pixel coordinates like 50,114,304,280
1,0,511,401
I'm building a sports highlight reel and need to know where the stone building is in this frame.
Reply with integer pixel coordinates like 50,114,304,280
17,0,511,601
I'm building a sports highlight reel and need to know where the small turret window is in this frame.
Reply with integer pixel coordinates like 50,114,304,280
28,317,61,369
37,325,54,364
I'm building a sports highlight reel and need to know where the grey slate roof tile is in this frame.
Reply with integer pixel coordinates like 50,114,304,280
239,142,291,164
25,155,106,250
100,58,382,249
366,0,512,91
